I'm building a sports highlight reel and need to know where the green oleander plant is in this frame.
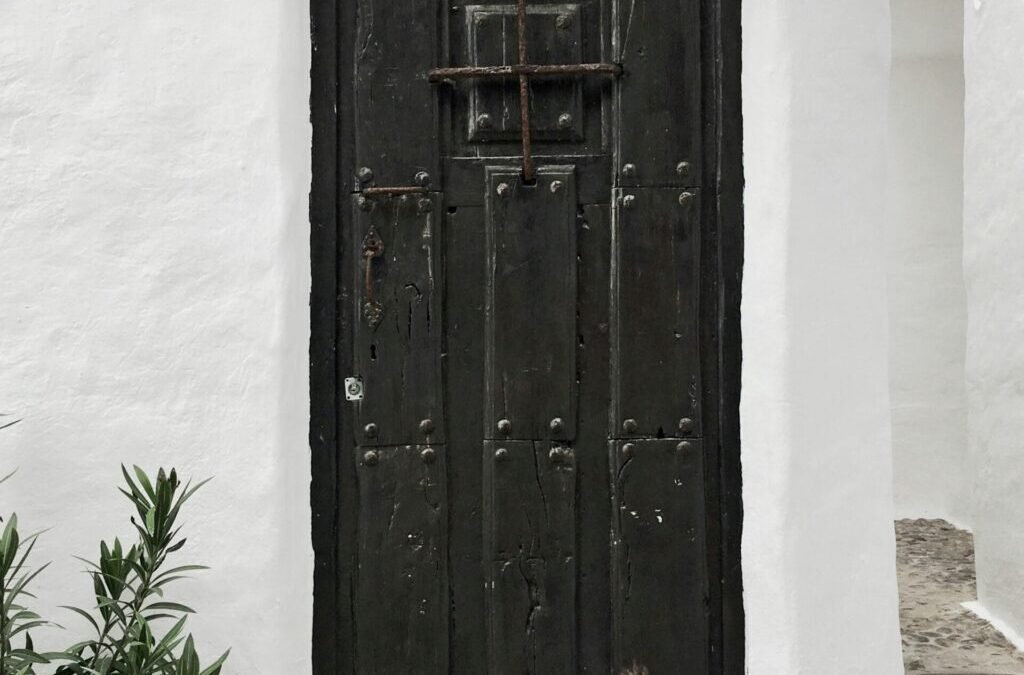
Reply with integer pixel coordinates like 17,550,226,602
0,440,228,675
56,466,229,675
0,469,63,675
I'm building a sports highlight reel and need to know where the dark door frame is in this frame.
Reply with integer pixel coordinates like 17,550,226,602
309,1,743,671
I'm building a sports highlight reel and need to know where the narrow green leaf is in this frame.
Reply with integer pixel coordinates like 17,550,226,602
144,602,195,614
198,649,230,675
133,466,157,502
60,606,100,633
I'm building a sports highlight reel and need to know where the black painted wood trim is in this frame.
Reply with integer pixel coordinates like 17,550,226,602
712,1,745,673
309,0,339,673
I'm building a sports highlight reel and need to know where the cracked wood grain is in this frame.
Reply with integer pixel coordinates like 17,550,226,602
353,195,444,446
356,445,448,675
611,439,708,674
615,0,702,185
353,0,438,182
610,188,703,438
486,441,576,674
484,166,578,441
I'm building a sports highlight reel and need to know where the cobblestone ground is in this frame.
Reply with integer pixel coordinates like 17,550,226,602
898,518,1024,674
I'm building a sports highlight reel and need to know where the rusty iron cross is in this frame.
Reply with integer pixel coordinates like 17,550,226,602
429,0,621,183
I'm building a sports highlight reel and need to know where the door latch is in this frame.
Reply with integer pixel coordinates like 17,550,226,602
362,227,385,327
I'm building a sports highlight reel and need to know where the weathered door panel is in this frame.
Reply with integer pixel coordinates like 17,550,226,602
485,440,577,674
353,194,445,446
610,438,709,674
484,165,578,442
355,445,449,674
615,0,702,186
354,0,439,184
611,187,703,439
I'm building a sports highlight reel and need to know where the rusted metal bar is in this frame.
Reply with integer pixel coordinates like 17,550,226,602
516,0,534,183
427,62,622,82
361,186,429,197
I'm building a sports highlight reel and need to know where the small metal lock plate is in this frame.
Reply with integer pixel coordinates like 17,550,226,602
345,376,365,401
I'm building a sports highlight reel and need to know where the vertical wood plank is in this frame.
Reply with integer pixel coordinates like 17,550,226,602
486,440,577,675
444,205,489,672
356,445,448,675
575,203,614,672
484,165,578,441
610,439,708,674
309,0,342,670
354,0,439,183
353,194,444,446
714,0,748,671
611,187,702,438
614,0,702,187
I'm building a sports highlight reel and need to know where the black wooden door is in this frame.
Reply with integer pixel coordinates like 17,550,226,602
310,0,743,673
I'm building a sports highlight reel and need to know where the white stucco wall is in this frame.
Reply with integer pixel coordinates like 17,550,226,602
886,0,969,523
742,0,905,673
963,0,1024,642
0,2,312,673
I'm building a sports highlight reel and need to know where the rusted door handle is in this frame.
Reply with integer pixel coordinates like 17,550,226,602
362,228,385,327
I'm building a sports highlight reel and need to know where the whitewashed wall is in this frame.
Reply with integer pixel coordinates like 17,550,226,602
742,0,905,672
886,0,969,524
0,1,312,673
963,0,1024,643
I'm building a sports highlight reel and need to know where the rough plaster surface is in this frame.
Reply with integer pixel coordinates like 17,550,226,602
887,0,969,524
963,0,1024,646
0,2,312,673
741,0,905,672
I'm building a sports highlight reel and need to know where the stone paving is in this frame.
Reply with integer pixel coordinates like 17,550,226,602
897,518,1024,674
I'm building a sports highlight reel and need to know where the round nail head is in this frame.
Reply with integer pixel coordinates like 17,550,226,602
550,417,564,434
678,417,695,434
496,182,510,197
622,163,637,178
622,418,638,434
497,418,512,435
363,422,378,439
419,418,435,435
363,450,379,466
679,191,695,207
357,166,374,183
558,112,573,129
622,195,636,210
420,447,437,464
676,161,690,177
622,443,636,458
477,113,493,129
676,441,694,453
415,171,431,187
495,447,509,462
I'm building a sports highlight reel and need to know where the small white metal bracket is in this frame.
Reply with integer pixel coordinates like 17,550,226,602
344,376,364,402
